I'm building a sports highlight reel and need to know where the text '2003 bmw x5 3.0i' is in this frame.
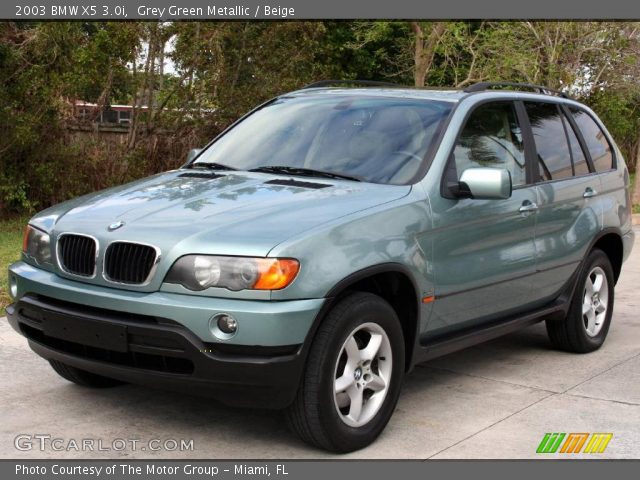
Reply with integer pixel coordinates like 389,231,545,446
6,80,635,452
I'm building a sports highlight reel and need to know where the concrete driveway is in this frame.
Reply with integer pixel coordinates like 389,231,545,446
2,232,639,459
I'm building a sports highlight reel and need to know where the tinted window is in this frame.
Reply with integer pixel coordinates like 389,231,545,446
570,108,613,172
525,102,573,181
195,95,453,185
450,102,527,186
563,112,590,176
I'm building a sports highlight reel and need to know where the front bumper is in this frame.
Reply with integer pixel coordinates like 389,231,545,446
6,295,310,409
6,262,326,408
8,261,323,346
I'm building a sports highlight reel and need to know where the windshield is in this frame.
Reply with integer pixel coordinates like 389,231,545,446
194,95,453,184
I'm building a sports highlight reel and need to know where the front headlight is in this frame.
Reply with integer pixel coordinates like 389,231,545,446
165,255,300,291
22,225,52,265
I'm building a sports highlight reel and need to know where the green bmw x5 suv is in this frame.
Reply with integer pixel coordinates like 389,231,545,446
6,81,634,452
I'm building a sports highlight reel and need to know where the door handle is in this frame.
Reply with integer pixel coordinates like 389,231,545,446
583,187,598,198
519,201,539,213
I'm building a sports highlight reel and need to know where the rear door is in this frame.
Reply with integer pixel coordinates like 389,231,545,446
567,106,630,231
427,100,538,338
524,101,602,303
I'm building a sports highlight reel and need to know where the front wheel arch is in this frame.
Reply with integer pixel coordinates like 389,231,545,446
322,264,421,372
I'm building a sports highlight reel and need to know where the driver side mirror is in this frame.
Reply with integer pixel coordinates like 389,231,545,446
456,168,512,200
186,148,202,163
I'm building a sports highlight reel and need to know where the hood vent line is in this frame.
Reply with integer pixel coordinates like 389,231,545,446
264,178,331,189
178,172,225,180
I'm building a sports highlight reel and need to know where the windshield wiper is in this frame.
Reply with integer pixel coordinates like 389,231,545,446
249,166,361,182
185,162,237,171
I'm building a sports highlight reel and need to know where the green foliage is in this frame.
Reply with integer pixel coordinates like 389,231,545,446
64,23,140,103
1,20,639,217
0,216,27,309
586,90,640,165
346,21,414,84
0,22,146,213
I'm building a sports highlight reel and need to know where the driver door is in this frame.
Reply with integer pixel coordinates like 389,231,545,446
426,101,538,338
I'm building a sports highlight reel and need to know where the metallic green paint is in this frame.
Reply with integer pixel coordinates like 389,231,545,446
8,262,323,346
8,88,634,351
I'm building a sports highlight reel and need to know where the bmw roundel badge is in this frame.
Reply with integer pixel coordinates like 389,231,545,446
108,220,125,231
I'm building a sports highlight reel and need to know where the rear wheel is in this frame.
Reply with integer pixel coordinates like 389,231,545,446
546,249,614,353
286,292,405,452
49,360,125,388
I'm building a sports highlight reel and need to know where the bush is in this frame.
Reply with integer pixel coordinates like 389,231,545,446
0,127,201,216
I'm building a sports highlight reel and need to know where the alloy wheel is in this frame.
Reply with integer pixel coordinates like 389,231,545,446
582,266,609,337
333,322,393,428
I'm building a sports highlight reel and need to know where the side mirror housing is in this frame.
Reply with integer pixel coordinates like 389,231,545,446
457,168,512,200
186,148,202,163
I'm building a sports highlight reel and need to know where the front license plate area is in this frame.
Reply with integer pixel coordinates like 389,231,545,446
41,310,128,352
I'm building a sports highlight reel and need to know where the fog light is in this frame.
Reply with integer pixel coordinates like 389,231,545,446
217,314,237,334
9,275,18,299
209,313,238,340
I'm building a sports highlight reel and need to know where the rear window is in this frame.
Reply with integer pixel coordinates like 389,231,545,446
569,108,614,172
525,102,573,181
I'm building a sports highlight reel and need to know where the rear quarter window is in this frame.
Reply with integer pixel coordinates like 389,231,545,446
570,108,614,172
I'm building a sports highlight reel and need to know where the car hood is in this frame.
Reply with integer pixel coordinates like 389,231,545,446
32,170,411,257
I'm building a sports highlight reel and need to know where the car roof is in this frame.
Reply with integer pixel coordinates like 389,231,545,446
285,86,586,109
286,87,467,102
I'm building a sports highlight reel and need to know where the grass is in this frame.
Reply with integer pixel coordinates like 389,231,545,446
631,173,640,214
0,216,27,310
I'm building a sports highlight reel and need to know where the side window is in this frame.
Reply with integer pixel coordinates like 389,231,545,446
562,111,590,176
570,107,614,172
525,102,573,181
450,102,526,187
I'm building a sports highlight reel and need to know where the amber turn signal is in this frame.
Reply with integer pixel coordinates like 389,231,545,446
253,259,300,290
22,225,32,253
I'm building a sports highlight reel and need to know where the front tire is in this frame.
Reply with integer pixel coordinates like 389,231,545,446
286,292,405,452
546,248,615,353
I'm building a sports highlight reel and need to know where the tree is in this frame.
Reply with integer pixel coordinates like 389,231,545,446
410,22,447,87
2,20,640,215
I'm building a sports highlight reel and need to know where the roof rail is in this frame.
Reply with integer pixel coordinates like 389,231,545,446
463,81,570,99
302,79,401,89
